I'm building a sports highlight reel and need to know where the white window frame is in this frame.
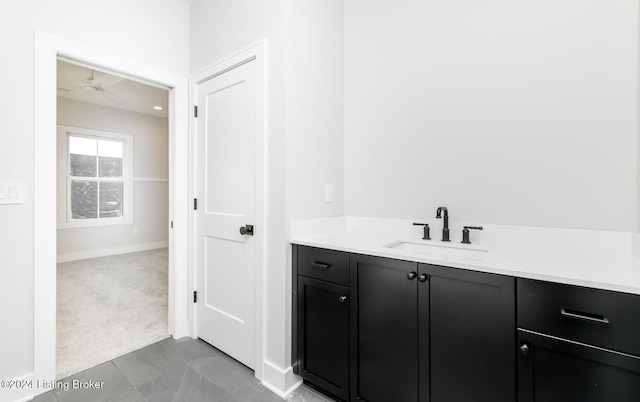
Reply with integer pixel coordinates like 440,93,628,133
57,125,134,229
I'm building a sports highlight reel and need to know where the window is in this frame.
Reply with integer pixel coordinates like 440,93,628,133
58,126,133,228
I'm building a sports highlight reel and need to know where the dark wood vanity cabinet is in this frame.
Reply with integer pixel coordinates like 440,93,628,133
349,253,515,402
517,330,640,402
293,245,517,402
424,264,516,402
517,279,640,402
295,244,640,402
298,276,350,400
349,254,419,402
293,246,351,401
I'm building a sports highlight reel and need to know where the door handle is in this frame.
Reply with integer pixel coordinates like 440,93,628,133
239,225,254,236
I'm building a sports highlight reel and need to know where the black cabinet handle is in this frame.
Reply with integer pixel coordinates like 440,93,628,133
520,342,530,356
338,295,348,303
560,308,610,324
407,271,417,280
418,274,428,282
311,261,332,269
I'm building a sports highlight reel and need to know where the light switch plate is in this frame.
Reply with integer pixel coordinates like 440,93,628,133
325,184,334,203
0,181,24,204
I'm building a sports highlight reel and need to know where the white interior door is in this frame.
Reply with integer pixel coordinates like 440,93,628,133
195,59,256,368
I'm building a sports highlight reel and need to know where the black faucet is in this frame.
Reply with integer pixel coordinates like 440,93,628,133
436,207,450,242
412,222,431,240
461,226,483,244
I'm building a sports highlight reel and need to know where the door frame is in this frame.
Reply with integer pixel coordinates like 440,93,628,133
190,40,267,382
34,31,190,387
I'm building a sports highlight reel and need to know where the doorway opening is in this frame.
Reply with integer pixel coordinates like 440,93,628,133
55,60,170,379
34,32,191,390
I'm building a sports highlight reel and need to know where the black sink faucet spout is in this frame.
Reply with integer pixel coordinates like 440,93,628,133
436,207,450,242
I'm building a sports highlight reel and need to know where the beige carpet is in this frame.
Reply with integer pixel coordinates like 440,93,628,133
56,248,169,379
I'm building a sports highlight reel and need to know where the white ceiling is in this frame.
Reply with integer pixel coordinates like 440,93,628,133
57,60,169,118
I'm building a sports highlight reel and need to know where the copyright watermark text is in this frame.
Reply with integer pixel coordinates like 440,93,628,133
1,379,104,391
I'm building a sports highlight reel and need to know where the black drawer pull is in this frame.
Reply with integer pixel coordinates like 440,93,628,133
560,308,610,324
311,261,332,269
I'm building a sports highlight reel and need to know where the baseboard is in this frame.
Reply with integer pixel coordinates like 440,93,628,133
0,372,35,402
260,360,302,398
57,241,168,263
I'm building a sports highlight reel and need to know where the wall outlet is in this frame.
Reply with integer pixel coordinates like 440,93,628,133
325,184,334,203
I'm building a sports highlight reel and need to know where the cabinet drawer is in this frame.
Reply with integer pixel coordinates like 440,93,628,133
298,246,349,286
517,278,640,356
518,330,640,402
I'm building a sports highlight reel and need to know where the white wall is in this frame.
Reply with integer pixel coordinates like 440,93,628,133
190,0,291,389
0,0,188,396
344,0,638,232
56,98,169,260
285,0,344,221
190,0,344,393
283,0,344,385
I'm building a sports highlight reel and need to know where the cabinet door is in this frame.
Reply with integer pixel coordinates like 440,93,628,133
350,254,418,402
298,276,350,400
518,330,640,402
421,264,515,402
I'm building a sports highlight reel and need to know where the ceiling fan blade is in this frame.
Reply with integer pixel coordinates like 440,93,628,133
95,73,125,88
99,88,129,105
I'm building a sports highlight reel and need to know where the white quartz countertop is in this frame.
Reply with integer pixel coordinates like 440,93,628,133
290,217,640,295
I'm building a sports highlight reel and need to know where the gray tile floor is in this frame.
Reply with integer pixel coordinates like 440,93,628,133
33,337,334,402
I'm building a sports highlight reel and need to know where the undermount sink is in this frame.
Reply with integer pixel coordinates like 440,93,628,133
382,240,488,261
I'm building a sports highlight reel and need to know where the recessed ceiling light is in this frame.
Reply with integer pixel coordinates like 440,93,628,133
153,106,164,110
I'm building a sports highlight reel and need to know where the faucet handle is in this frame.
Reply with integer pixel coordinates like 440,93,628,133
412,222,431,240
461,226,483,244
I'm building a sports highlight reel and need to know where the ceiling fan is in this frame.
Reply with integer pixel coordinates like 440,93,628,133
74,70,128,104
